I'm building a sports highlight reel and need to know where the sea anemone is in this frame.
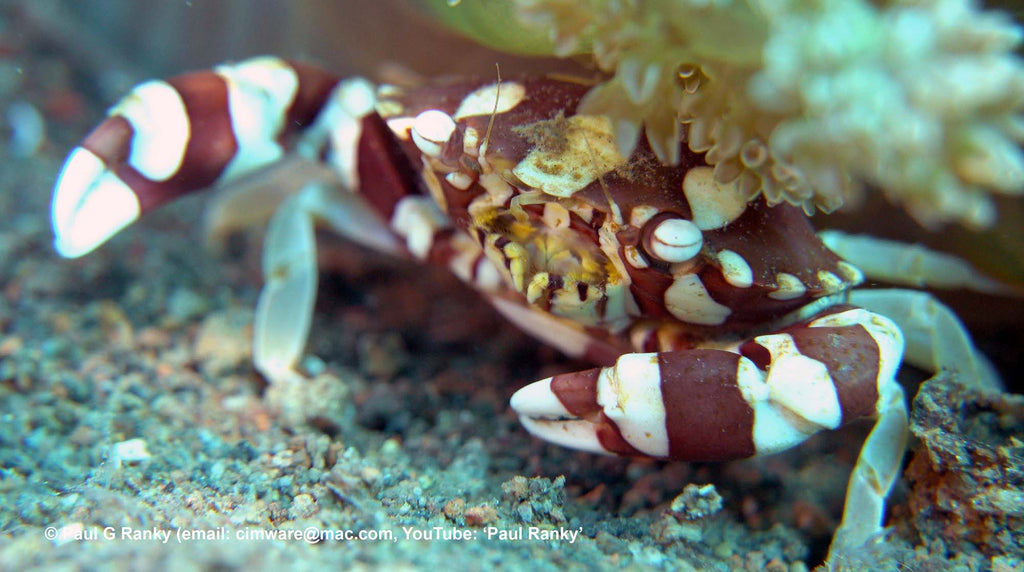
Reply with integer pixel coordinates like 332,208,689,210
430,0,1024,229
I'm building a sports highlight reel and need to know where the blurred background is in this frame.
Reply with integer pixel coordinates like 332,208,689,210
17,0,582,94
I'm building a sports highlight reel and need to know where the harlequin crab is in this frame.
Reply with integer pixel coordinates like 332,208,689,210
51,57,1001,563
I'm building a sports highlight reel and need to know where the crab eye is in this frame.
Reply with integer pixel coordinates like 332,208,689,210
642,214,703,264
411,109,456,158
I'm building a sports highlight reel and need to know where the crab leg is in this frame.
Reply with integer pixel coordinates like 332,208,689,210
251,180,405,383
512,306,907,554
819,230,1010,294
850,289,1001,390
827,376,907,563
819,232,1003,387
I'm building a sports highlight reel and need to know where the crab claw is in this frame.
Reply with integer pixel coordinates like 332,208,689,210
509,368,618,456
50,73,243,259
52,57,343,259
51,145,143,258
512,307,908,465
511,351,762,461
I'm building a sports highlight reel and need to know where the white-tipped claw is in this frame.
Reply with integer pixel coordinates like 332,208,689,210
510,378,606,455
509,377,571,419
51,147,141,258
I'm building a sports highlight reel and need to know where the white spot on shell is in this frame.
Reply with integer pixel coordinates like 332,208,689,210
682,166,748,230
769,273,806,300
817,270,845,294
664,274,732,325
629,205,660,227
734,356,823,455
454,82,526,119
735,356,769,404
836,261,864,286
737,359,819,456
716,249,753,288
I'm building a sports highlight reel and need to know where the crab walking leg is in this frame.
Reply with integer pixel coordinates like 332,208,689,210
252,182,405,384
850,289,1001,390
253,187,317,384
51,56,343,258
512,307,907,544
819,231,1010,294
826,379,907,563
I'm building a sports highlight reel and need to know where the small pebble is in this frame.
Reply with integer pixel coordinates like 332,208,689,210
464,504,497,527
109,439,151,468
289,493,318,519
670,483,723,520
443,498,465,521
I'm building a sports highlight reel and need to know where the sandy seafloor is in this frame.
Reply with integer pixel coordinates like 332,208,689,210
0,4,1022,571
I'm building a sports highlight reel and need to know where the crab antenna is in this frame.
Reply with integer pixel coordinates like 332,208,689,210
479,63,502,164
